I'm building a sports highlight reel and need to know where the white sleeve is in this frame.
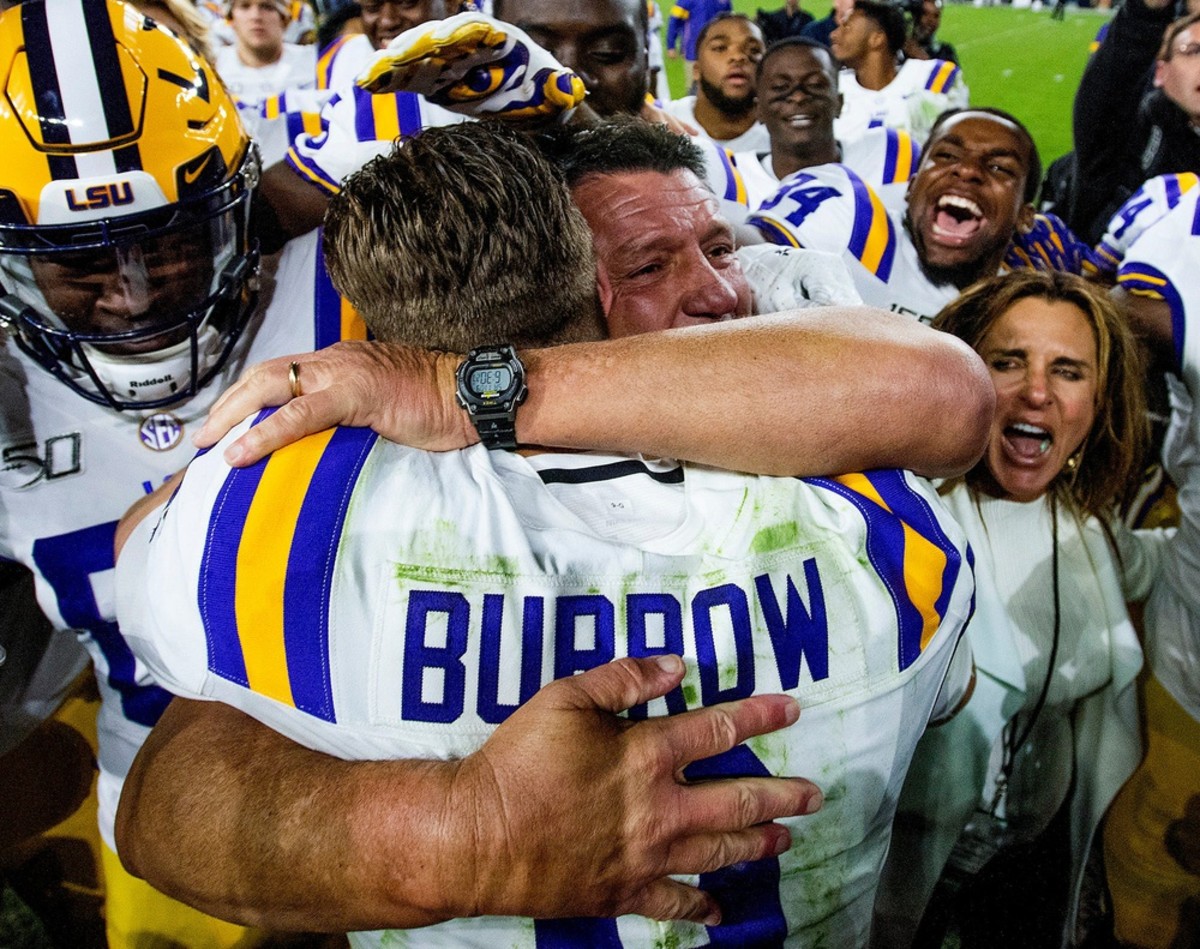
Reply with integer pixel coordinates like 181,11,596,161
841,127,921,215
942,64,968,109
927,631,973,725
906,59,967,142
696,138,752,225
1096,173,1200,276
286,85,468,193
285,90,382,193
115,421,258,701
1108,518,1173,603
1116,187,1196,314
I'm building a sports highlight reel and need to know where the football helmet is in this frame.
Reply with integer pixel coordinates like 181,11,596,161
0,0,260,410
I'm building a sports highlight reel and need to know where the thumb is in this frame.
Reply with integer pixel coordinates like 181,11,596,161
556,655,687,715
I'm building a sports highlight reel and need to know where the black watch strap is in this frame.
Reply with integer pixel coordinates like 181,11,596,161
472,414,519,450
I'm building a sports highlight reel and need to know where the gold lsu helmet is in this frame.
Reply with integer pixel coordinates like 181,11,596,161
0,0,261,411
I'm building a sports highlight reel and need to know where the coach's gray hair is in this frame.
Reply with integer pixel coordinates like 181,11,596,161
536,117,710,191
324,122,603,353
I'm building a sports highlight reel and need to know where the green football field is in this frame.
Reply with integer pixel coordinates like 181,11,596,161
663,1,1115,166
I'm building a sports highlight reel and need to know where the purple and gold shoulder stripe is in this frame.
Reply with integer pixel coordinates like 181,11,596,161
845,171,896,280
805,471,964,672
708,146,748,206
1117,262,1187,370
881,129,918,185
316,33,354,90
924,60,959,94
199,419,378,722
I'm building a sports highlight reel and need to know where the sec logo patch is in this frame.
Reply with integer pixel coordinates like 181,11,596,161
139,413,184,452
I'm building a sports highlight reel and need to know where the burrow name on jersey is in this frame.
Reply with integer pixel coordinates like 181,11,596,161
387,560,833,726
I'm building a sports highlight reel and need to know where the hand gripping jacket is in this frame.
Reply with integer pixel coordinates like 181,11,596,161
0,0,260,411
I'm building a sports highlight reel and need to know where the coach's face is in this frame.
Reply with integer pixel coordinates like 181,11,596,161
906,112,1035,277
572,169,753,337
495,0,648,117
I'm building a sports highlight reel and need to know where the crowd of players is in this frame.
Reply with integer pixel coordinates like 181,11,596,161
0,0,1199,947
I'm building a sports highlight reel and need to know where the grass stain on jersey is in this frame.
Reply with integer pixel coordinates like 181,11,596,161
781,774,853,947
751,521,801,554
388,516,522,587
392,553,521,588
748,731,792,776
653,927,684,949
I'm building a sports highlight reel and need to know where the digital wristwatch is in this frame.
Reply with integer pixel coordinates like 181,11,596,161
455,344,528,450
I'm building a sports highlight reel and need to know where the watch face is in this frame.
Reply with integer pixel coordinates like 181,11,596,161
468,366,513,396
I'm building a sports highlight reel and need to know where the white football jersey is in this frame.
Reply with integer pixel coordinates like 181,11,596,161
119,428,975,948
0,230,361,849
747,163,959,320
1118,187,1200,720
733,126,922,214
315,32,374,94
242,32,376,169
686,138,756,227
216,43,320,165
246,84,333,166
833,58,967,147
665,95,772,152
1094,172,1200,278
215,42,316,107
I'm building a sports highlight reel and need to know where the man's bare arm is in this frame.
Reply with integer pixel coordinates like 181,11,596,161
1,718,94,856
1114,286,1176,366
116,657,820,931
254,161,332,256
198,308,993,478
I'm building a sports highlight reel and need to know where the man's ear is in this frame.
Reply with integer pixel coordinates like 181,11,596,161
596,263,614,315
691,60,700,84
834,91,844,119
1016,202,1036,234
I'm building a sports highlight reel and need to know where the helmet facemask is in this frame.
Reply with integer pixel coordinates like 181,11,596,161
0,0,263,412
0,151,261,411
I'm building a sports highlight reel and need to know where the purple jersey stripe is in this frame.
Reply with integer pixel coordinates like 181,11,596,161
199,408,277,687
281,426,378,721
863,469,963,636
805,473,929,671
313,230,346,349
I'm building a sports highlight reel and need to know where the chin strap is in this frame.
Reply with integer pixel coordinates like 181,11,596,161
0,291,36,334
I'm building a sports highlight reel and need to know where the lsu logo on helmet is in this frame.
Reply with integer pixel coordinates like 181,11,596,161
0,0,261,411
